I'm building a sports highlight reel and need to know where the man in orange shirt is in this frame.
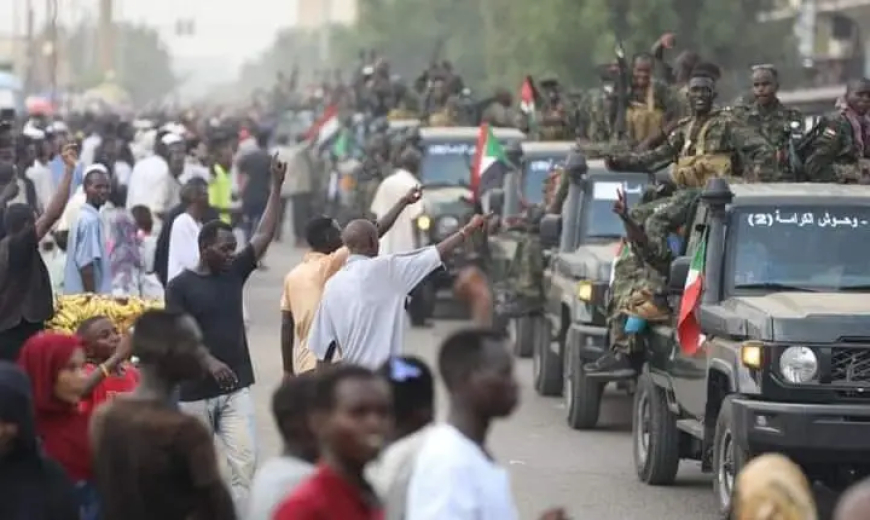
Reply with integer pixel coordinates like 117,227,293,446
280,186,422,377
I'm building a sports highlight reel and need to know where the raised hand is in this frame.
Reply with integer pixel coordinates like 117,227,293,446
402,185,423,205
61,143,78,169
270,152,288,185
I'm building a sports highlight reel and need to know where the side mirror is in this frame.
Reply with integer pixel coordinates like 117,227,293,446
487,188,505,215
668,256,691,294
540,214,562,248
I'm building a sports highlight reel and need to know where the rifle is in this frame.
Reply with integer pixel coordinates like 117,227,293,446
612,36,630,142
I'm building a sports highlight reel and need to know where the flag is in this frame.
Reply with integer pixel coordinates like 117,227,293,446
471,124,508,199
677,238,706,356
519,76,536,114
304,104,340,145
609,240,629,287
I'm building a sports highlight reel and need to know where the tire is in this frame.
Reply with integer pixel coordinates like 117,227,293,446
564,341,604,430
713,396,752,517
532,316,562,396
633,373,680,486
512,316,534,358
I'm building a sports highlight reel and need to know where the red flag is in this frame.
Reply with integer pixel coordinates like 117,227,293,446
520,76,536,114
470,123,488,200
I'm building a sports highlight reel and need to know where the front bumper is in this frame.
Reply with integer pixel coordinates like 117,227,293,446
732,398,870,462
567,322,608,362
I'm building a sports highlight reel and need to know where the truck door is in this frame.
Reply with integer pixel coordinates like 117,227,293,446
668,203,710,420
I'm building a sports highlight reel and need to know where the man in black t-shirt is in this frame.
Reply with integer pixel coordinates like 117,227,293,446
166,153,286,507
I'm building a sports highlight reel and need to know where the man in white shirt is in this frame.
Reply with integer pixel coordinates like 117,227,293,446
167,179,210,282
126,132,185,229
371,148,424,256
24,127,54,213
307,214,487,369
405,329,566,520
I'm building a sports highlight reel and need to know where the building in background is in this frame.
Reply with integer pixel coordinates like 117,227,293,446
296,0,358,28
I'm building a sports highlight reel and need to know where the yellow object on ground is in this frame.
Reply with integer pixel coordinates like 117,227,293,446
48,294,164,334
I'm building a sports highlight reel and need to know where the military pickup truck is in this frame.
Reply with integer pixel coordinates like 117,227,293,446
488,141,574,357
536,159,652,413
410,126,525,324
633,179,870,515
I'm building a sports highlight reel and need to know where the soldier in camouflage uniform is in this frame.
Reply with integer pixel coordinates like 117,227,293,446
729,65,803,179
531,75,576,141
626,53,681,146
593,186,675,374
586,67,777,374
424,75,458,126
481,89,516,128
804,78,870,183
605,66,778,182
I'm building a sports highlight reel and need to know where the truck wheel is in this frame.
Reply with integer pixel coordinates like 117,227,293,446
713,396,752,517
565,340,603,430
532,316,562,396
511,317,534,358
633,373,680,486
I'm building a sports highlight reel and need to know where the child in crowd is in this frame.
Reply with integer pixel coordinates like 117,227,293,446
131,205,164,299
77,316,139,414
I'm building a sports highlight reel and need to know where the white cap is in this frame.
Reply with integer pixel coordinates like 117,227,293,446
84,163,109,176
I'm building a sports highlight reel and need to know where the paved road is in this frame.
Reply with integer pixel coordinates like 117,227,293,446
243,241,719,520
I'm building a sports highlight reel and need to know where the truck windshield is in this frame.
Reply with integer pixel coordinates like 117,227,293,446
523,155,563,204
728,205,870,291
583,179,645,238
421,141,474,186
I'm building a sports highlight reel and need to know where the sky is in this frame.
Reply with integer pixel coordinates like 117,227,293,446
2,0,298,75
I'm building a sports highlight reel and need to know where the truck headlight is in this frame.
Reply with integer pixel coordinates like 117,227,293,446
779,346,818,383
417,215,431,231
435,216,460,238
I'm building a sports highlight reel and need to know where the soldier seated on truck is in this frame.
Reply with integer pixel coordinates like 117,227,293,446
585,182,676,375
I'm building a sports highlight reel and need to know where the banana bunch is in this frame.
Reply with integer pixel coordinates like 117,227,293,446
48,293,164,334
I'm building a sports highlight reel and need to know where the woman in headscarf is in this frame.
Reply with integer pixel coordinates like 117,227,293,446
0,361,79,520
17,332,99,520
732,453,817,520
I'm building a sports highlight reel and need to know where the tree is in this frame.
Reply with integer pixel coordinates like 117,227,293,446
66,22,176,105
250,0,798,97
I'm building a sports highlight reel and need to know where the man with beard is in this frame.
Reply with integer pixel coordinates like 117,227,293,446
273,365,391,520
804,78,870,183
64,164,113,294
730,65,803,179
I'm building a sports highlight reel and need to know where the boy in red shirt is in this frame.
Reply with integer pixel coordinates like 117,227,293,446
77,316,139,413
273,365,391,520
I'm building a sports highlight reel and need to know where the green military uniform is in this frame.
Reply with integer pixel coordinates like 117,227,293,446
581,88,615,143
804,109,869,183
730,99,802,178
635,188,701,274
608,109,778,181
607,196,672,353
626,80,679,145
481,101,516,128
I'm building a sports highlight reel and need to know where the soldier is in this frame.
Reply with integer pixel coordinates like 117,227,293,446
804,78,870,183
578,64,620,143
586,185,675,375
626,53,680,146
425,75,457,126
480,89,516,128
729,65,803,179
533,75,575,141
605,65,778,182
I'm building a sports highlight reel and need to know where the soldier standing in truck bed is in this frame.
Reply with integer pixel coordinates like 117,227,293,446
531,75,576,141
803,78,870,183
729,65,803,180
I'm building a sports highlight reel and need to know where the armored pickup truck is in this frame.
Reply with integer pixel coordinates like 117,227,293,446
633,179,870,515
409,126,525,324
536,158,652,413
489,141,574,356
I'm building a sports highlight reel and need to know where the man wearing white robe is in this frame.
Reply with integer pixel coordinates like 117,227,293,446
370,151,423,256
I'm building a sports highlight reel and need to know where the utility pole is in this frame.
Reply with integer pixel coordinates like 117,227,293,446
98,0,114,79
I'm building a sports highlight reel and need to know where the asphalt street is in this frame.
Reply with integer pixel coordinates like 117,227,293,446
243,240,720,520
